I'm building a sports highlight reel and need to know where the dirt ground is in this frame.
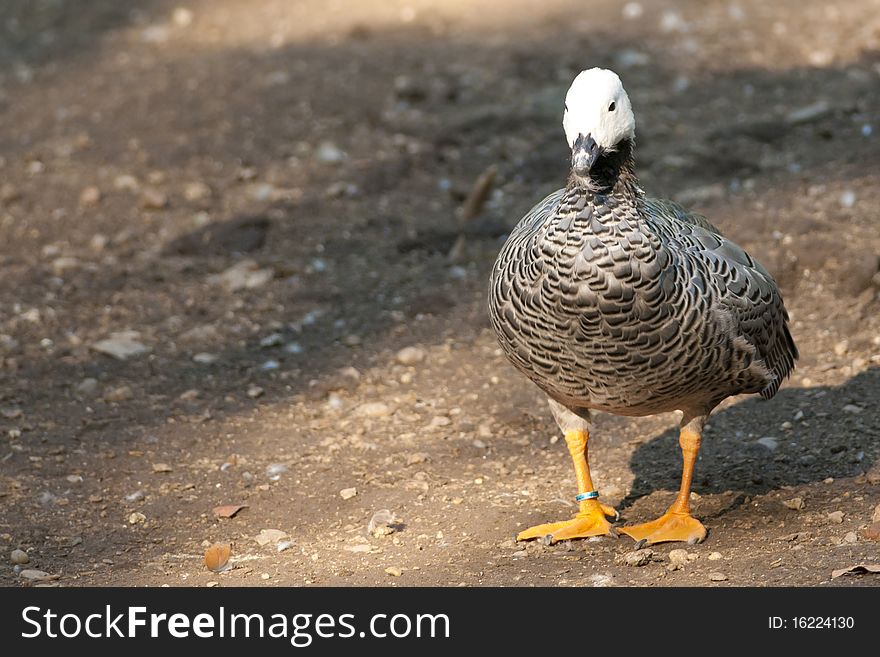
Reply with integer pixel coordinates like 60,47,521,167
1,0,879,588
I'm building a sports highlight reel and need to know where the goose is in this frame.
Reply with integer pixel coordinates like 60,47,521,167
488,68,798,545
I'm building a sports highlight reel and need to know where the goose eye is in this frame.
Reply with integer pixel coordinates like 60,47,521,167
608,101,616,112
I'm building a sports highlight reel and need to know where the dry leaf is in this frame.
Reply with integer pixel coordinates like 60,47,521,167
213,504,247,519
830,564,880,579
204,543,232,572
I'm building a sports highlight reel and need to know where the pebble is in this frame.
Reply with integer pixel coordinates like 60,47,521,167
368,509,397,536
255,529,288,546
113,174,139,191
183,181,211,202
266,463,288,478
842,404,863,414
76,378,99,395
128,512,146,524
783,497,805,510
756,436,778,451
619,549,653,567
247,385,264,399
260,333,284,348
284,342,304,354
873,505,880,523
193,353,218,364
79,186,102,205
104,385,133,402
125,490,145,502
91,331,150,360
208,260,274,291
839,190,856,208
172,8,194,27
843,531,858,544
793,410,804,421
708,572,728,582
833,340,849,356
863,522,880,542
0,183,21,204
316,141,346,163
396,346,426,365
340,487,358,500
622,2,643,19
384,567,402,577
429,415,451,427
141,188,169,209
19,569,51,581
708,552,723,561
668,549,690,568
827,510,844,524
11,549,30,565
358,402,392,417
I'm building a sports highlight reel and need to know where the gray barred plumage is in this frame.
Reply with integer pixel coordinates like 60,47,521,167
488,141,798,422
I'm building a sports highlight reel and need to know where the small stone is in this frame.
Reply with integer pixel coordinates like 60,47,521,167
247,385,264,399
429,415,451,427
406,452,429,465
708,572,728,582
358,402,391,417
756,437,778,451
833,340,849,356
255,529,288,547
842,404,863,414
396,346,426,365
76,378,99,395
183,181,211,202
384,566,402,577
867,466,880,485
668,549,689,568
843,531,858,544
622,2,643,20
793,410,805,421
79,186,102,205
208,260,274,292
113,174,139,192
104,385,133,402
839,190,856,208
142,188,169,209
91,331,150,360
340,487,357,500
19,569,52,581
873,505,880,523
259,333,284,348
172,8,194,27
368,509,397,536
316,141,346,163
827,510,845,524
128,512,146,524
708,552,723,561
862,521,880,542
152,463,173,473
783,497,805,511
179,389,200,401
619,549,654,567
193,353,218,364
10,549,29,565
0,183,21,204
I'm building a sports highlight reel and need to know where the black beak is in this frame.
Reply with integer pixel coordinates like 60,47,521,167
571,133,602,176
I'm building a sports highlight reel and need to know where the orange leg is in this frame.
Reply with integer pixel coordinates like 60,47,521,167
517,429,617,543
619,424,707,545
